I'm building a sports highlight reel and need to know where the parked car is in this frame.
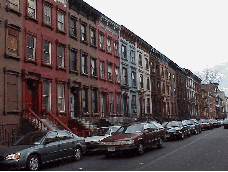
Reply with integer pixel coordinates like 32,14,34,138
210,119,220,128
184,119,201,135
164,121,191,140
200,119,213,130
0,130,86,170
98,122,165,157
217,119,224,126
223,118,228,129
85,126,120,152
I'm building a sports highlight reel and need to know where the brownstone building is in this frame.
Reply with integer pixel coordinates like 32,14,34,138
0,0,23,141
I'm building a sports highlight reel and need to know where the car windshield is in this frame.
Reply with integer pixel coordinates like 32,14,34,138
201,119,210,123
166,121,182,128
105,126,120,135
116,124,143,134
15,132,46,145
185,120,194,125
97,128,109,136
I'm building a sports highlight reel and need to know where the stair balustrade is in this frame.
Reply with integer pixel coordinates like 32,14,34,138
41,109,72,132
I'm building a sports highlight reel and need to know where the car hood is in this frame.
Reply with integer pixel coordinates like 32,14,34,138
102,133,140,142
85,135,109,142
0,145,36,156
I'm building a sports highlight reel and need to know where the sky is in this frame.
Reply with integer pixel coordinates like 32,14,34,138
84,0,228,94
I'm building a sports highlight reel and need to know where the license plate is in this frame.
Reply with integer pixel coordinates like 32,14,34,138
108,147,115,151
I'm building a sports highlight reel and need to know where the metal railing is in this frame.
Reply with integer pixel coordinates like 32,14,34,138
0,124,19,147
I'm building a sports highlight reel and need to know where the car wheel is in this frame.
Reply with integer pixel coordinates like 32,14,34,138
136,142,144,155
27,154,40,171
157,138,164,149
73,147,82,161
180,133,185,140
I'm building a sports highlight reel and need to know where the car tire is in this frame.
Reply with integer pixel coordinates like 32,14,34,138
157,138,164,149
136,142,144,155
180,133,185,140
27,154,40,171
73,147,82,161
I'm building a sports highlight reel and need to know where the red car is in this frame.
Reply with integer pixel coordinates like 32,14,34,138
98,122,165,157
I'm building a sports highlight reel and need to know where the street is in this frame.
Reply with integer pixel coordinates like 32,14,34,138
43,127,228,171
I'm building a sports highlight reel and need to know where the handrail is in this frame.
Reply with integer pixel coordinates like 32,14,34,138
24,108,52,131
41,109,72,132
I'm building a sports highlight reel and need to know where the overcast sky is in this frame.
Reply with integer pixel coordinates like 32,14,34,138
84,0,228,74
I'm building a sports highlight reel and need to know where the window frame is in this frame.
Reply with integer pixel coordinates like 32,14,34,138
100,61,105,79
43,2,52,27
57,83,65,113
69,48,77,72
26,34,36,61
69,16,77,38
43,80,51,111
27,0,36,19
42,40,52,66
81,52,88,75
57,43,65,69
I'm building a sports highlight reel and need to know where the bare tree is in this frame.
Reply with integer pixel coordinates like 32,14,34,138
196,68,222,84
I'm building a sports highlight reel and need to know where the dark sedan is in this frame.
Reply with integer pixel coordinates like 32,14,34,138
0,130,86,170
200,119,213,130
99,122,165,157
165,121,191,140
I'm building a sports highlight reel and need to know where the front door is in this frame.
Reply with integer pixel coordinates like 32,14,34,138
70,88,79,118
25,80,38,114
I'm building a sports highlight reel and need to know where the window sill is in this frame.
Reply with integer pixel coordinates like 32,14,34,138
69,70,78,74
25,58,38,65
58,111,66,116
5,7,22,16
41,63,53,69
42,23,54,30
90,44,97,49
100,77,107,81
81,73,89,77
80,40,88,45
99,48,105,52
57,29,67,35
70,35,78,41
26,16,39,24
90,75,98,79
57,66,66,71
106,51,112,55
114,54,120,58
5,53,20,61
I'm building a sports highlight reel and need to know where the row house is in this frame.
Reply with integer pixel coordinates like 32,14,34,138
136,38,152,120
119,26,138,118
68,0,100,125
97,14,121,120
21,0,69,125
0,0,23,132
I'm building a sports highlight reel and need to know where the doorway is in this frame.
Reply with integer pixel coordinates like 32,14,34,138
25,80,38,114
70,87,80,118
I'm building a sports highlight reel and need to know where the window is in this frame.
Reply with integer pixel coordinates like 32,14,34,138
82,88,88,112
130,50,135,63
114,41,118,56
27,34,36,60
70,17,76,37
145,58,149,69
58,44,65,68
107,38,111,53
99,33,104,49
147,98,150,113
139,75,143,88
108,64,112,80
58,11,64,31
58,83,65,112
7,0,19,11
81,24,86,41
43,40,51,64
132,71,136,87
115,67,120,83
43,80,51,110
162,83,165,94
4,71,19,113
146,77,150,90
109,93,113,114
90,29,96,46
6,27,19,57
56,0,67,5
131,95,136,112
81,53,87,74
139,54,142,66
44,3,52,25
152,79,155,92
28,0,36,19
100,61,105,78
122,45,126,59
123,67,128,85
116,94,121,114
157,81,161,94
92,89,97,113
91,58,97,76
70,50,76,71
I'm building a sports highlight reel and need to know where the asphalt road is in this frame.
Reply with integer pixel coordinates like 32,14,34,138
43,127,228,171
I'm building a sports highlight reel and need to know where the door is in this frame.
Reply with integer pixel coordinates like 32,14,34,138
100,93,106,118
25,80,38,114
70,88,79,118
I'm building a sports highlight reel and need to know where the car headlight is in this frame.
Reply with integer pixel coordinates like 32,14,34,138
6,153,21,160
